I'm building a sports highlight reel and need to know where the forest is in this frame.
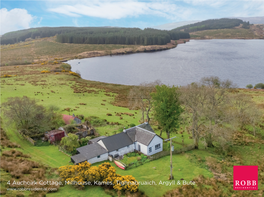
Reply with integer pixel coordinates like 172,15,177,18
0,27,190,45
173,18,250,33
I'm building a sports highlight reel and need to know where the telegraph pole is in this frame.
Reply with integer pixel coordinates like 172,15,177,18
165,136,176,180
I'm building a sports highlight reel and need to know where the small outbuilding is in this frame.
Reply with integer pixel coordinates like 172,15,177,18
62,114,82,125
45,130,65,143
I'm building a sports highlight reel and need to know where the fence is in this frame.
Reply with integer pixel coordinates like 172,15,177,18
149,144,195,160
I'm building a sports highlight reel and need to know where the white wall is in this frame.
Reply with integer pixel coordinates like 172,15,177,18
134,142,148,155
147,135,163,156
109,144,134,156
88,153,108,164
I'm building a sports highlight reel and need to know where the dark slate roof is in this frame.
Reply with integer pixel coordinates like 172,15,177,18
135,127,156,146
89,136,107,144
137,122,155,133
125,127,136,142
125,123,157,146
76,143,108,160
100,132,133,152
71,154,87,164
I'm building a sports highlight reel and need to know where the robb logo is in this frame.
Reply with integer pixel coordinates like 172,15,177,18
233,166,258,190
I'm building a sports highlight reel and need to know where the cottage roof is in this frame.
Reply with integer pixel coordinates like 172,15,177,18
76,143,108,160
135,127,156,146
125,123,157,146
71,154,87,164
137,122,155,133
89,136,107,144
100,132,133,152
125,127,136,142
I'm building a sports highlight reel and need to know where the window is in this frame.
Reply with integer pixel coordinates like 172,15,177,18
155,144,161,150
149,147,152,153
97,155,100,158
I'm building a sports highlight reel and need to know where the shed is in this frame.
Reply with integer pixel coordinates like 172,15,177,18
45,130,65,143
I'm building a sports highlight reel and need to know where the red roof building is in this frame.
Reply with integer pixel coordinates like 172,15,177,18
62,114,74,124
62,114,82,125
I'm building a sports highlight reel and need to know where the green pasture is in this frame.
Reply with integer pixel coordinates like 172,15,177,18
1,73,141,128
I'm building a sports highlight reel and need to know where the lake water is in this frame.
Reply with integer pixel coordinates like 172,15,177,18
68,39,264,88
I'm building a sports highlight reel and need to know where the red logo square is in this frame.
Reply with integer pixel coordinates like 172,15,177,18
233,166,258,190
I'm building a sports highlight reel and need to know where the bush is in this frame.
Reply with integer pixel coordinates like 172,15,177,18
129,123,136,127
62,124,79,133
60,63,71,71
85,116,107,126
77,114,84,120
246,84,253,89
80,137,89,146
255,83,264,89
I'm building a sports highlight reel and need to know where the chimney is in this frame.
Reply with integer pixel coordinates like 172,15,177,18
123,127,126,132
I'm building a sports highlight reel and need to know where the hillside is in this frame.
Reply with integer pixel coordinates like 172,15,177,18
172,18,250,33
0,27,190,45
190,24,264,39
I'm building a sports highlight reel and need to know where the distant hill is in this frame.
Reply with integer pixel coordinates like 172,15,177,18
152,20,201,30
172,18,250,33
231,16,264,24
0,26,190,45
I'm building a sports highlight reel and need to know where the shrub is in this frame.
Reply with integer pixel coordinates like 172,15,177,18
60,63,71,71
77,114,84,120
255,83,264,89
62,124,78,133
246,84,253,89
85,116,107,126
129,123,136,127
80,137,89,146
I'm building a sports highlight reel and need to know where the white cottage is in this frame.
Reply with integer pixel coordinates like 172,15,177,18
71,123,163,164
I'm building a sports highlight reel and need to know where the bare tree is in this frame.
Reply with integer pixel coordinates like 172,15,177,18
128,80,160,123
180,83,208,149
2,96,63,137
231,94,262,135
200,76,236,147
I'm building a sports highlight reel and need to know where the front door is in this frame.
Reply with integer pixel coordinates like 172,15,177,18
138,144,141,152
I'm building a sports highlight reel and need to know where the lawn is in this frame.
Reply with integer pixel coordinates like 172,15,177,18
47,185,112,197
92,153,213,197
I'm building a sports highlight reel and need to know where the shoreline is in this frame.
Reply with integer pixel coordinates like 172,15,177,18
67,39,190,60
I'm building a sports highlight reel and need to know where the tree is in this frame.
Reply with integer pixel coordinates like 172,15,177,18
2,96,63,137
200,76,236,147
151,85,183,139
60,133,80,153
180,83,208,149
246,84,253,89
128,80,160,123
231,94,262,134
255,83,264,89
